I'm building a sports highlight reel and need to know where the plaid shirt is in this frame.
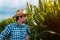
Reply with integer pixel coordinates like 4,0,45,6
0,22,31,40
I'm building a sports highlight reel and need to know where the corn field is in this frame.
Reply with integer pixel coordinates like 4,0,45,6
0,0,60,40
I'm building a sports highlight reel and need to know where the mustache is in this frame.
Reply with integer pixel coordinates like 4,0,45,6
22,21,26,23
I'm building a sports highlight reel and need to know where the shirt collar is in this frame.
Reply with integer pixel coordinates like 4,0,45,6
15,22,25,27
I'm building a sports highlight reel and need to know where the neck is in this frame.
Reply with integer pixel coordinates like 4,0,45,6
17,20,23,26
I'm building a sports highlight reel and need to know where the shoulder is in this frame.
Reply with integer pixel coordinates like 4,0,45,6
23,24,29,28
5,22,16,28
8,22,15,26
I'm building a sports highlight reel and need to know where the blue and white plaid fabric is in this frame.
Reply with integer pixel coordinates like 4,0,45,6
0,22,31,40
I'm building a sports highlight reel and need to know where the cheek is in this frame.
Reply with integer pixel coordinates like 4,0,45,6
22,18,26,21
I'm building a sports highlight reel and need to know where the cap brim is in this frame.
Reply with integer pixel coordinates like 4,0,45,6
13,13,28,17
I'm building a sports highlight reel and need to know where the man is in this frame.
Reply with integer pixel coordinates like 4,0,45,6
0,9,31,40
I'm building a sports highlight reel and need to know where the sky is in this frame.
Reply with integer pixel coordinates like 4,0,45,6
0,0,38,21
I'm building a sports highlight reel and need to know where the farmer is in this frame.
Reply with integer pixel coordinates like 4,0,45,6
0,9,31,40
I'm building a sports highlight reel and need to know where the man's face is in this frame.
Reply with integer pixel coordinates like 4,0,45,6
19,15,27,23
16,10,27,23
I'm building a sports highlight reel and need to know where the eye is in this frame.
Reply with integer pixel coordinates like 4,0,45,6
20,16,23,18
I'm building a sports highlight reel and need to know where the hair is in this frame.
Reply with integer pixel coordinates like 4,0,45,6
16,16,19,21
13,16,18,21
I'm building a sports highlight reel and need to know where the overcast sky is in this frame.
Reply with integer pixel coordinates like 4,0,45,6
0,0,38,21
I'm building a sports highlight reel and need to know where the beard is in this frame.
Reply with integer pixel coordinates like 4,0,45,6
22,21,26,23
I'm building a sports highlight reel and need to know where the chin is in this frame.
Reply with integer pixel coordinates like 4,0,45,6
22,21,26,23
